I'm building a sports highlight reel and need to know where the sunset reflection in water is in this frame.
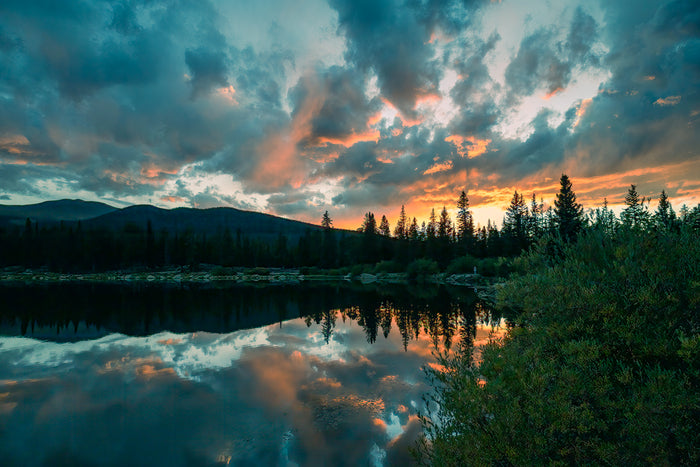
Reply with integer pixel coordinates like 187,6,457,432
0,284,503,466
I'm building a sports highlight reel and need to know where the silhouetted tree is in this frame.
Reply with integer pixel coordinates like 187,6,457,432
654,190,675,229
456,191,474,245
321,211,333,229
554,174,584,241
408,217,419,241
503,191,529,254
426,209,437,239
621,184,650,229
589,198,617,236
394,205,408,239
379,215,391,236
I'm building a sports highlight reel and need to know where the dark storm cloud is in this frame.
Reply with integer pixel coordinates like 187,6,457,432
505,8,600,99
449,33,500,105
561,0,700,177
291,66,381,144
567,7,599,66
0,0,296,201
505,29,573,98
185,47,229,98
329,0,484,118
232,46,293,107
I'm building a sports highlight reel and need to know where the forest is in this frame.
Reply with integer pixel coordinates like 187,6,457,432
2,174,699,275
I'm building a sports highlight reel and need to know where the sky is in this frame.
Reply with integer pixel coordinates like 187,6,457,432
0,0,698,229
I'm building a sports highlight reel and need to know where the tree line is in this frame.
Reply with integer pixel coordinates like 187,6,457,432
1,174,698,272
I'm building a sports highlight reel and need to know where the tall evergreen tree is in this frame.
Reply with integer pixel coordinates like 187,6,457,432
438,207,453,239
426,209,437,238
621,184,650,229
590,198,617,236
408,217,419,241
394,205,408,239
361,212,377,235
554,174,584,241
654,190,675,229
456,191,474,243
528,193,543,240
503,191,529,254
379,215,391,236
321,211,333,229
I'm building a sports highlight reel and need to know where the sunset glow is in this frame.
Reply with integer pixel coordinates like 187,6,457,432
0,0,697,228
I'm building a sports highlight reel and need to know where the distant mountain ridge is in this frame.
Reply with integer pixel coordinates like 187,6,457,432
0,199,325,240
0,199,118,224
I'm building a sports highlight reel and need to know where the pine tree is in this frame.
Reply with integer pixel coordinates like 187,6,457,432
503,191,529,253
379,215,391,236
394,205,407,239
438,207,453,239
591,198,617,236
456,191,474,243
362,212,377,235
321,211,333,229
426,209,437,238
621,184,650,229
408,217,419,241
554,174,584,241
528,193,543,240
654,190,675,229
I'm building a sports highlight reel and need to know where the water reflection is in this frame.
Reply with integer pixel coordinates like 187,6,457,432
0,283,501,466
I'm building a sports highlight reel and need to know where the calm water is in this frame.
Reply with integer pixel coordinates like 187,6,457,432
0,283,501,466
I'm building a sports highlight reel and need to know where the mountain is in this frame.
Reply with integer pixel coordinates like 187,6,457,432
0,199,331,241
83,204,324,240
0,199,118,226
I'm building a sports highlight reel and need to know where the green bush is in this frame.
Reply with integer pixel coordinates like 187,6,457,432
420,227,700,466
406,258,439,282
373,260,402,274
349,264,366,277
445,255,478,275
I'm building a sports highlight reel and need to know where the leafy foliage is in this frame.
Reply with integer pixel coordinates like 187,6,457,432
419,226,700,465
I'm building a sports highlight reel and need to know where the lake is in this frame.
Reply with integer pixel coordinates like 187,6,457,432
0,283,502,466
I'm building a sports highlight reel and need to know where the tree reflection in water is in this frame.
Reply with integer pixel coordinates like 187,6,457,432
0,283,500,350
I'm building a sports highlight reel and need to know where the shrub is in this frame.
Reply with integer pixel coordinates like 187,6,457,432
406,258,439,282
445,255,478,275
373,260,402,274
419,227,700,466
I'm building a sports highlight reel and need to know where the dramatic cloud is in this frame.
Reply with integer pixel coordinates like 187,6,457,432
0,0,698,227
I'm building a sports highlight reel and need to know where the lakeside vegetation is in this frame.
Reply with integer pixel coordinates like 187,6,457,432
418,180,700,465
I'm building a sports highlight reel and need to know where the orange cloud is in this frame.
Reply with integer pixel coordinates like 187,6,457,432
253,77,324,188
414,93,441,108
654,95,681,106
573,98,593,128
140,165,178,180
160,196,185,203
445,135,491,158
216,85,237,104
316,129,380,148
423,160,453,175
543,87,564,100
373,418,388,430
367,111,384,127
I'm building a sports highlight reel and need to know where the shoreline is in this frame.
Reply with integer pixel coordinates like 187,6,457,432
0,268,492,288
